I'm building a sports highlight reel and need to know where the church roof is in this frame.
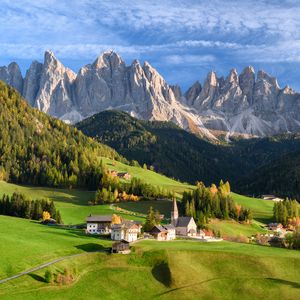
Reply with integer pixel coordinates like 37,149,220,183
176,217,193,227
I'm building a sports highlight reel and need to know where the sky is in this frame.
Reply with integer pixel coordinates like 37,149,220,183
1,0,300,91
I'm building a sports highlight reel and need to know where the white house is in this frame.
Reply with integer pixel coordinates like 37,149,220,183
111,221,142,242
163,224,176,240
86,215,112,234
150,225,176,241
171,198,197,236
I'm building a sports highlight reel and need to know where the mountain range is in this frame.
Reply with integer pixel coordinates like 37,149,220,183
1,50,300,140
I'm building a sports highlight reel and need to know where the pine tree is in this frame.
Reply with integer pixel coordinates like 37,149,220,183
56,210,63,224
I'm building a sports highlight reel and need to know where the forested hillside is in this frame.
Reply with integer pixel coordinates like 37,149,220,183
76,110,300,199
0,81,124,189
237,150,300,199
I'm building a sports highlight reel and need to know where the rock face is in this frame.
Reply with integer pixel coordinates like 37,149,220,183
0,62,23,93
1,50,300,140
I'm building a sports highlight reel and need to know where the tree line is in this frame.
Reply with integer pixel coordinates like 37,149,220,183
273,199,299,226
94,162,171,204
0,193,63,223
181,180,253,227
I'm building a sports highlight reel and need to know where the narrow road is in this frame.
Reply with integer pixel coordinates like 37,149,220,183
0,250,108,285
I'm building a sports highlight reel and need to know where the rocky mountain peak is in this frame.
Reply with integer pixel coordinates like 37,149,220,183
185,81,202,105
2,50,300,140
226,69,238,84
92,50,125,70
206,71,218,87
0,62,23,93
257,70,280,89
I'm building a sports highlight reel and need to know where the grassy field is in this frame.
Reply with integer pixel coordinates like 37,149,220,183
0,239,299,300
101,157,194,195
232,193,274,223
118,200,173,217
0,181,144,224
0,215,112,280
208,219,266,238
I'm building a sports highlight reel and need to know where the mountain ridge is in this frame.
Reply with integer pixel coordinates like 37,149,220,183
76,110,300,198
1,50,300,140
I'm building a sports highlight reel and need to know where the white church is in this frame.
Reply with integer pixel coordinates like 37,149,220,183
171,198,197,236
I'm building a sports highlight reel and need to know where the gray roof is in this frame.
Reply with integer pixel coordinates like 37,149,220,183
176,217,193,227
86,215,112,222
150,225,168,233
163,224,175,230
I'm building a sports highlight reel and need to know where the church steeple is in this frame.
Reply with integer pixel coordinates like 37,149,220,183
171,197,179,226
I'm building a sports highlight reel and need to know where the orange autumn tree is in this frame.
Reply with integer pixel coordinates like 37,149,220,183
112,214,122,224
42,211,51,221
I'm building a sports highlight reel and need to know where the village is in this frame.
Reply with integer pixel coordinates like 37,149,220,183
86,198,222,253
85,193,299,252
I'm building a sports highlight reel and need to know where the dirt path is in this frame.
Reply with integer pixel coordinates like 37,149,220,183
0,250,108,285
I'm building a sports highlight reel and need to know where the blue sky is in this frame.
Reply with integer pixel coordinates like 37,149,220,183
1,0,300,91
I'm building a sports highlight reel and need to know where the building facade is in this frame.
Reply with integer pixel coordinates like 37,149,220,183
171,198,197,236
111,221,141,242
86,215,112,234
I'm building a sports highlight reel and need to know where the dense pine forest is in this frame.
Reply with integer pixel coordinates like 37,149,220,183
0,81,124,189
76,110,300,200
0,192,63,223
238,150,300,200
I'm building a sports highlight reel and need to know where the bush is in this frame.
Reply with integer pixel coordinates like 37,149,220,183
44,270,53,283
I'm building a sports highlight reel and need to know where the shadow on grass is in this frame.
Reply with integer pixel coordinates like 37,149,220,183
156,277,300,296
28,273,45,283
75,243,108,252
152,261,172,287
265,278,300,289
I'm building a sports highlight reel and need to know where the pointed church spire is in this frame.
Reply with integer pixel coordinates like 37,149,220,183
171,197,179,226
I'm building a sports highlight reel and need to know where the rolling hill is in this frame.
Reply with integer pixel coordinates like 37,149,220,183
0,219,299,300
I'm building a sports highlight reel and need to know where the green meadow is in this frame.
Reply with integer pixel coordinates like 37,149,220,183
0,215,112,280
0,237,299,300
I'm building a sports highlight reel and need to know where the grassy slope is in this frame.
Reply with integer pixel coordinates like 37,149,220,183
0,181,143,224
232,193,274,223
101,157,194,195
0,215,112,280
0,240,299,300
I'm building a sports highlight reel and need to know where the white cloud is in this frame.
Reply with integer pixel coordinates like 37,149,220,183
165,54,215,65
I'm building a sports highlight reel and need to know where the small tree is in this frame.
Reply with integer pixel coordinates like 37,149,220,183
45,270,53,283
143,206,158,232
42,211,51,221
56,210,63,224
112,214,122,224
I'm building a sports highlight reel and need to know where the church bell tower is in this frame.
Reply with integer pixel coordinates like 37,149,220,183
171,197,179,226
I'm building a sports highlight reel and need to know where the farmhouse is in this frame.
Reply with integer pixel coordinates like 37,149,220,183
268,222,284,232
108,170,131,180
111,240,130,254
111,220,142,242
117,172,131,180
262,195,283,202
171,198,197,236
150,225,176,241
86,215,112,234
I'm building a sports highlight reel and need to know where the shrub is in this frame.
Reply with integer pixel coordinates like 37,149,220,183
44,270,53,283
